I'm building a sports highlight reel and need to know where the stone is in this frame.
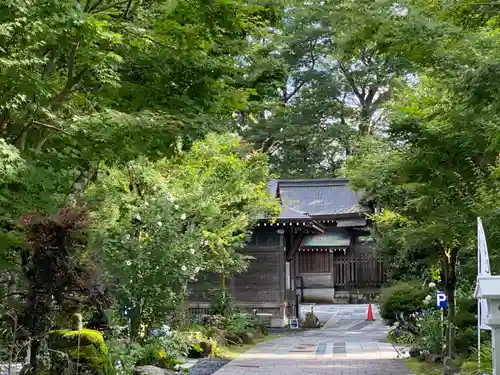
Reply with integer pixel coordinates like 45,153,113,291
409,347,420,357
188,341,212,358
133,365,175,375
241,332,255,345
49,328,111,375
425,354,442,364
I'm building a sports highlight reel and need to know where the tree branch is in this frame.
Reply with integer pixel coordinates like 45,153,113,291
338,62,363,102
67,33,82,85
33,121,71,136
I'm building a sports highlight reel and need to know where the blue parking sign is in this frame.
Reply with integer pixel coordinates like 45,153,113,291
436,292,448,309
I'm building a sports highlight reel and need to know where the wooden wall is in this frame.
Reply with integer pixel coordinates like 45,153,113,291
188,226,286,307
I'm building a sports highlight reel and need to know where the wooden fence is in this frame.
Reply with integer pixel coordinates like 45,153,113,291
333,254,386,288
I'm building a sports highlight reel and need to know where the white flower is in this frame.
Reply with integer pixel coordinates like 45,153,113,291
174,364,180,370
144,202,149,207
181,265,187,271
133,213,141,221
125,260,132,266
204,240,209,246
190,248,195,254
425,295,432,302
194,267,200,273
423,299,430,305
157,221,163,227
174,204,179,210
124,234,131,240
428,282,436,288
180,213,186,220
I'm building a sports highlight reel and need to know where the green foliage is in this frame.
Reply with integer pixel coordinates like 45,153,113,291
454,290,480,355
415,310,444,356
387,327,416,345
379,282,429,324
461,342,492,375
344,3,500,355
108,330,190,373
107,339,145,375
210,289,234,316
199,311,264,347
97,133,278,334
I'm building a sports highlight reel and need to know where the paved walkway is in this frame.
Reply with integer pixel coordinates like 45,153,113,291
214,305,414,375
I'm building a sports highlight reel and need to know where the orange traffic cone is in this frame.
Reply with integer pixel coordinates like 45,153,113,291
366,303,374,321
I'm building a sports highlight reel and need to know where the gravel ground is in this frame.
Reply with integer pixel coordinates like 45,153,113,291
186,358,229,375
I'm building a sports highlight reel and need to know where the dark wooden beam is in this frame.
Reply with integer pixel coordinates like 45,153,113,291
286,231,305,262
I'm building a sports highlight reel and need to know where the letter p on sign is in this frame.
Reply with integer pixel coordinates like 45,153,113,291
436,292,448,309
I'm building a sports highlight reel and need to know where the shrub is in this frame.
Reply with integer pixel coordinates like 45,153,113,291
461,342,492,374
415,310,443,355
379,281,428,324
224,312,259,337
107,339,145,375
455,326,477,356
387,326,416,344
108,329,190,373
201,311,263,346
454,293,478,356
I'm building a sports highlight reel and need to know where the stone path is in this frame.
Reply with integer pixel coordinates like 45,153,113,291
213,304,414,375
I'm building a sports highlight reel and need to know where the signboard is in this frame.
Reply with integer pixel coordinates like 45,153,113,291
436,292,448,309
290,318,299,329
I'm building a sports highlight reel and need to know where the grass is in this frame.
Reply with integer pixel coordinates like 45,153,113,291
214,334,283,361
406,358,443,375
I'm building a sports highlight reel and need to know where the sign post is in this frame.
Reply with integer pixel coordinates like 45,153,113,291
436,291,448,356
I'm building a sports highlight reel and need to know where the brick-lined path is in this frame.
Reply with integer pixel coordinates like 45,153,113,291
213,305,415,375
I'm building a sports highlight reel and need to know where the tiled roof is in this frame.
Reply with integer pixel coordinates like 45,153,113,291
277,205,312,220
277,178,370,217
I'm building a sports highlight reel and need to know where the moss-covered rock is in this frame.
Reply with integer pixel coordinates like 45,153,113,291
301,312,319,329
49,329,111,375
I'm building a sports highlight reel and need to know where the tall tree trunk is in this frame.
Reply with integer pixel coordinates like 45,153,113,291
129,303,142,340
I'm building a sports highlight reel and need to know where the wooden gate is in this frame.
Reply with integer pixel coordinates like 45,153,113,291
333,254,386,288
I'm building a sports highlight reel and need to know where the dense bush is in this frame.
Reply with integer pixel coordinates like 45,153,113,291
379,281,429,324
461,342,492,375
454,293,479,355
108,329,190,373
415,310,444,355
202,311,264,346
387,325,416,344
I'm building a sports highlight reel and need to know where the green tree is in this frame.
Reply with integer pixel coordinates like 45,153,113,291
239,0,447,177
92,133,278,336
346,49,500,361
0,0,285,308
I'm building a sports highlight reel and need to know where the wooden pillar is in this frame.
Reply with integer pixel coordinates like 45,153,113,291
330,250,335,287
278,230,286,321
